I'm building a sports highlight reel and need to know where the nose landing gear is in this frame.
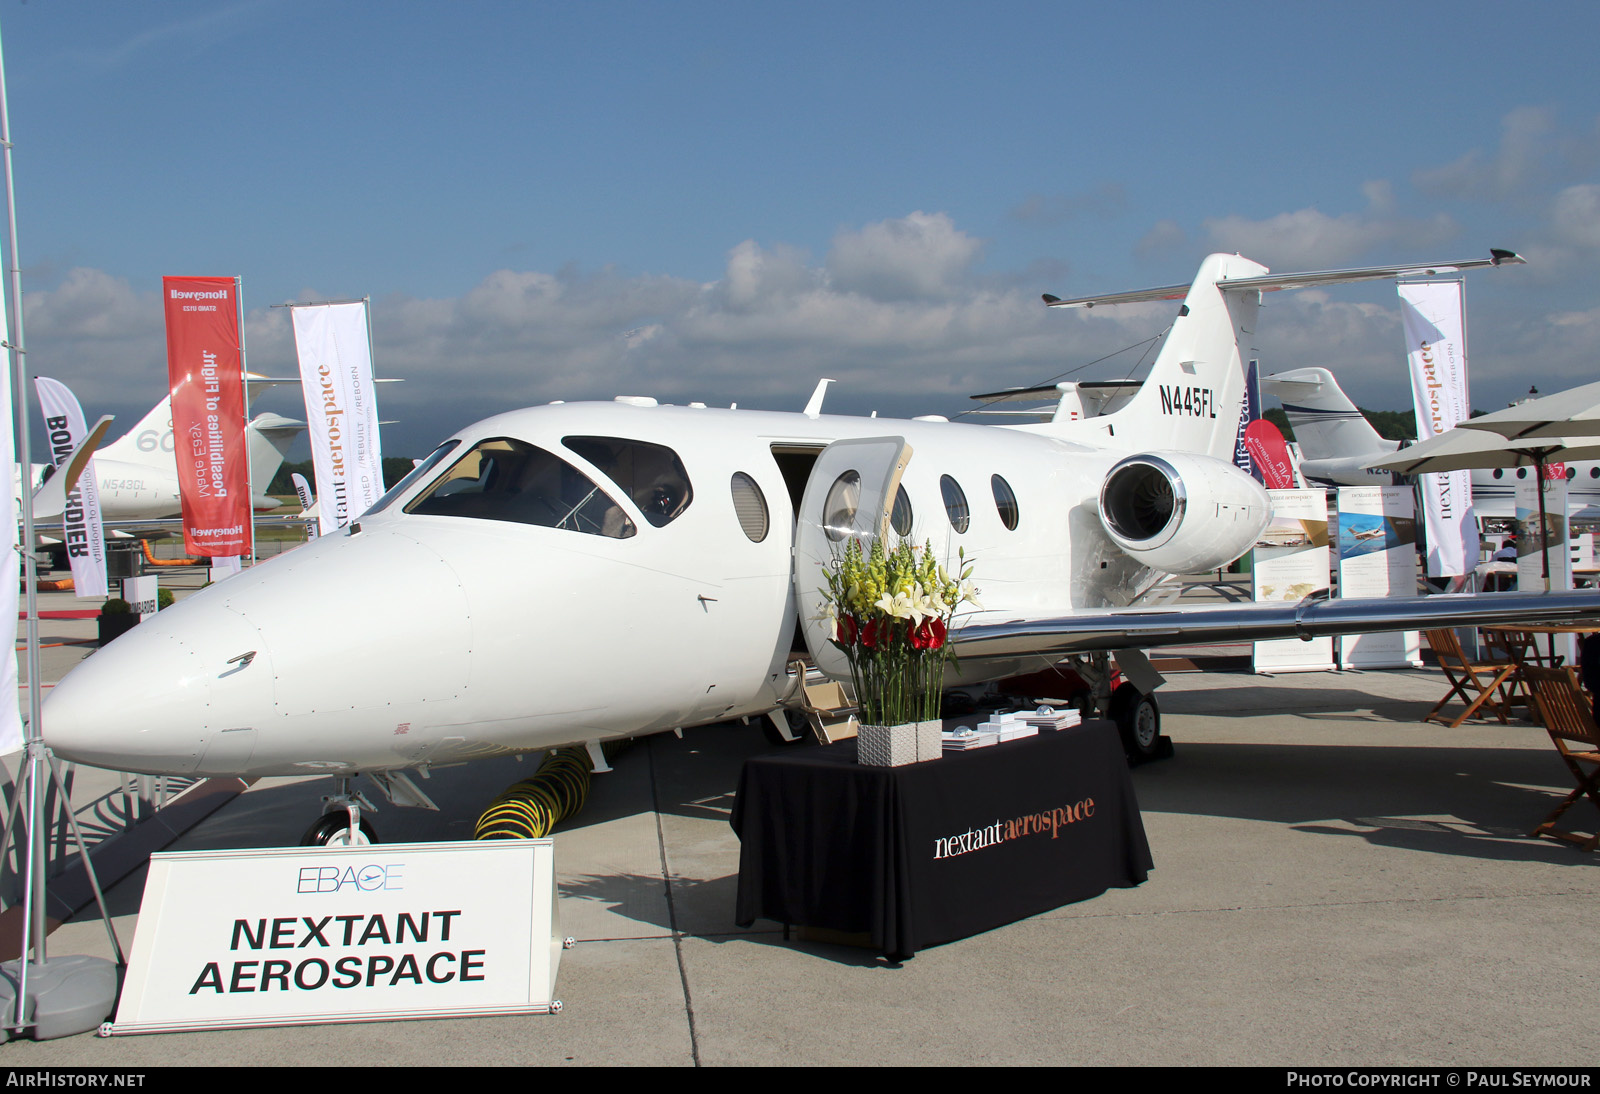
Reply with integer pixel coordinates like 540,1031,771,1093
299,778,378,846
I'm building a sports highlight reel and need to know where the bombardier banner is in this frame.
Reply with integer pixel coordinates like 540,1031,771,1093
36,377,109,598
1400,279,1477,577
291,301,385,535
163,276,251,558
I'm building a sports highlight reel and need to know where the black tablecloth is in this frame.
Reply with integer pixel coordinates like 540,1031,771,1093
731,720,1152,959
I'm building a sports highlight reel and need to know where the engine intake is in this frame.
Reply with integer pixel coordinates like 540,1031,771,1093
1099,453,1271,574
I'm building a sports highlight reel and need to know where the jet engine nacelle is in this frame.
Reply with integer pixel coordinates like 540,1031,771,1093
1098,452,1272,575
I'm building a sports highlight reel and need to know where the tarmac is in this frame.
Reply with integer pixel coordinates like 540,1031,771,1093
2,571,1597,1067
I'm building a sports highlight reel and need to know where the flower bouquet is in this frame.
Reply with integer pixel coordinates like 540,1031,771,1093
821,538,979,765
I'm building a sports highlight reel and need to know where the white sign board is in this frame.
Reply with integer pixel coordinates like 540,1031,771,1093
1253,488,1334,673
1336,486,1422,669
109,839,562,1035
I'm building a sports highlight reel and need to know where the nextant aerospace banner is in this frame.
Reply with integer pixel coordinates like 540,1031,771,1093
35,376,108,598
291,301,384,536
1399,279,1478,577
163,276,251,558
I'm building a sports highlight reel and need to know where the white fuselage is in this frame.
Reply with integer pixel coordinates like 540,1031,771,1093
43,401,1166,778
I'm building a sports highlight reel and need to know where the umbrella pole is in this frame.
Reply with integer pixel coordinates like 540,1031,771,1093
1534,454,1557,664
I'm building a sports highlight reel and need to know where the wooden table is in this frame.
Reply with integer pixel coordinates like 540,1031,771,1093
1481,625,1600,722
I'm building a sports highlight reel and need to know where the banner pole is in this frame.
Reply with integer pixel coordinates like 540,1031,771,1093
236,276,254,566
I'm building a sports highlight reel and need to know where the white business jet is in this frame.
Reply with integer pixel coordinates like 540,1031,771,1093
42,250,1597,844
1262,366,1600,519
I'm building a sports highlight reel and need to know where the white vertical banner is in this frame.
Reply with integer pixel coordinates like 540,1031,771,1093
1252,488,1335,673
35,377,108,598
1336,486,1422,669
291,301,384,536
0,294,19,754
1399,279,1478,577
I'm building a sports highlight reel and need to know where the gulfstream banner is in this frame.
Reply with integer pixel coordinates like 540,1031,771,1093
163,275,251,558
1399,279,1477,578
35,376,108,598
290,301,384,535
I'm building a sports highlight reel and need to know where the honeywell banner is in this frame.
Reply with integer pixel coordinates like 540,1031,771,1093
163,276,251,557
35,377,108,598
1399,279,1477,577
291,302,384,536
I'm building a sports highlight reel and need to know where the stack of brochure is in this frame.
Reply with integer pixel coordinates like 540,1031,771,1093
1023,708,1081,731
975,711,1038,741
942,728,999,751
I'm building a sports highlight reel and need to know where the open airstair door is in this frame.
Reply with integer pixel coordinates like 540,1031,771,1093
792,436,913,682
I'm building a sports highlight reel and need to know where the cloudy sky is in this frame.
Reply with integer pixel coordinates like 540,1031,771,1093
4,1,1598,457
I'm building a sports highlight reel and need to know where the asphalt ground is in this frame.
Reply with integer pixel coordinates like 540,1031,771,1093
2,578,1597,1066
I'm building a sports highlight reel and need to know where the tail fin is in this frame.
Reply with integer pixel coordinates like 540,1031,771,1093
1034,253,1268,460
96,396,174,465
1260,367,1394,460
247,413,305,504
1028,249,1525,461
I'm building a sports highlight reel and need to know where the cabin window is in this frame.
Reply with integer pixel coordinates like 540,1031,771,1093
367,439,461,515
730,472,769,543
1516,468,1527,479
563,436,694,527
890,485,913,537
1567,466,1577,480
991,474,1019,531
405,437,635,538
1492,468,1504,479
941,475,970,534
823,470,861,542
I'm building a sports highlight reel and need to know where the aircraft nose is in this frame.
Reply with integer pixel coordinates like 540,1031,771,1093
44,595,272,776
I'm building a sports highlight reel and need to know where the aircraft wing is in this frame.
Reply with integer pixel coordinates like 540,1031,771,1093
951,589,1598,661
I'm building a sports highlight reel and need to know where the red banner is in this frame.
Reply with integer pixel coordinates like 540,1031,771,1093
163,276,251,557
1243,419,1297,490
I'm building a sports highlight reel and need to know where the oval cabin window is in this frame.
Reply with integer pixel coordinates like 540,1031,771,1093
991,474,1019,531
730,472,769,543
941,475,970,534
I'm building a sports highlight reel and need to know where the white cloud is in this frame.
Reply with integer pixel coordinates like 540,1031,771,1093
1413,106,1556,201
1202,183,1459,269
1550,184,1600,250
14,206,1595,458
825,211,984,301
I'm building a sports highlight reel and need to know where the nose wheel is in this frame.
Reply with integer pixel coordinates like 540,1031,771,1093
300,779,379,846
301,812,377,847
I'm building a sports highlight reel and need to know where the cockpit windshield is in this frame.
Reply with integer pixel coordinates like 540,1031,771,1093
404,437,636,538
365,439,461,516
562,436,693,528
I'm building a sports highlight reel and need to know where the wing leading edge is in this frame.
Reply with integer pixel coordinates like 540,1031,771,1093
951,590,1599,661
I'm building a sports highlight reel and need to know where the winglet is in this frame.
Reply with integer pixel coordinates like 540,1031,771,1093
32,414,114,517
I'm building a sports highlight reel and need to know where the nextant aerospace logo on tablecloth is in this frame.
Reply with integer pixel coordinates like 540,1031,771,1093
932,797,1096,861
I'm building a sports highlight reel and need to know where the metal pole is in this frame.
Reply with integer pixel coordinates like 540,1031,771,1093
237,276,254,567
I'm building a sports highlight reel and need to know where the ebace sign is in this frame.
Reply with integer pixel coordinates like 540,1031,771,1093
108,839,563,1035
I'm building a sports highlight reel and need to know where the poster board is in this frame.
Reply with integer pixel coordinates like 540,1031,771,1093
1336,487,1422,669
1253,489,1334,673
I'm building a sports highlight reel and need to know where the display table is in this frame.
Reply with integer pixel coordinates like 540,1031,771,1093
731,720,1152,959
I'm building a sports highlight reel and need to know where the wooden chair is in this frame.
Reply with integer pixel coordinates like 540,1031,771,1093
1422,628,1517,728
1522,666,1600,852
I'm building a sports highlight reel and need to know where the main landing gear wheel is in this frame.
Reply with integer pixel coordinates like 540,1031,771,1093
1109,682,1161,763
300,813,377,847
